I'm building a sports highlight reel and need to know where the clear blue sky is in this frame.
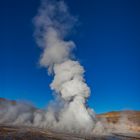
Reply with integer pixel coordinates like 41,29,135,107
0,0,140,113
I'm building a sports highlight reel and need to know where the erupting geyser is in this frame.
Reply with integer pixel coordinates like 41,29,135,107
0,0,98,136
34,0,96,134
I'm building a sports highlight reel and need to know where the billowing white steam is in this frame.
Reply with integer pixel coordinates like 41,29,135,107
33,0,96,134
0,0,96,135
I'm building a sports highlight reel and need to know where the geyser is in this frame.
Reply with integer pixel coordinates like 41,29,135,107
0,0,97,136
34,0,96,134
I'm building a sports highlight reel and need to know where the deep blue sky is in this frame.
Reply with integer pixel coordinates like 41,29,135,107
0,0,140,113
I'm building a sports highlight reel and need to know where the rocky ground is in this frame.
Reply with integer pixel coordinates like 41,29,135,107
96,110,140,133
0,124,140,140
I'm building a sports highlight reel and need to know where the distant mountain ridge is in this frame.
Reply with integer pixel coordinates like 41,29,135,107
96,110,140,124
0,97,17,105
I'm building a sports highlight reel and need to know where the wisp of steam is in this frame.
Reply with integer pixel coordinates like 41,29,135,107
0,0,98,136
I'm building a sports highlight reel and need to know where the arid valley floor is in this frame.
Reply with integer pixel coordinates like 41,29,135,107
0,111,140,140
0,98,140,140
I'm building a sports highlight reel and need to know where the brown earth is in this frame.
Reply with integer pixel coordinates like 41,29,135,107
0,98,16,105
96,110,140,132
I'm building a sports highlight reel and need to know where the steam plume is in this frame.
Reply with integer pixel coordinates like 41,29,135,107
0,0,96,136
33,0,96,134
